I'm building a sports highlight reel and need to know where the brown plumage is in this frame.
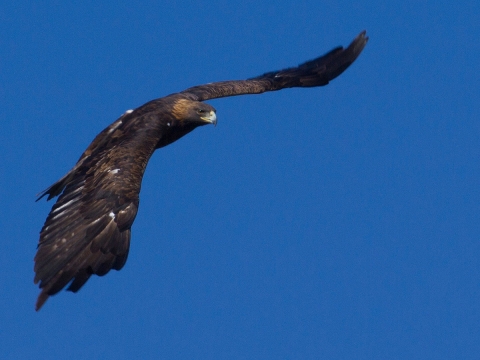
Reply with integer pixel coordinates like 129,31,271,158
34,31,368,310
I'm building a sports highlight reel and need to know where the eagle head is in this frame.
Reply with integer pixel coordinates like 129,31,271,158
171,99,217,127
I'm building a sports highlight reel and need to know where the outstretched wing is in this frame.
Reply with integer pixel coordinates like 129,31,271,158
34,111,159,310
181,31,368,102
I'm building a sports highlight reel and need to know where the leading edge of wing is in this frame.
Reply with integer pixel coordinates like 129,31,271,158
180,31,368,102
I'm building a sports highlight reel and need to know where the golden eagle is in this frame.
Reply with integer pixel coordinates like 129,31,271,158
34,31,368,310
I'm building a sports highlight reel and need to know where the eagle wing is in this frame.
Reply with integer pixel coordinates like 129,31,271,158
181,31,368,102
34,111,158,310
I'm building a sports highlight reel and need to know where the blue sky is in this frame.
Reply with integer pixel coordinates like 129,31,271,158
1,1,479,359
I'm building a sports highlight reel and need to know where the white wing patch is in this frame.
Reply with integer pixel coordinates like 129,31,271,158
107,120,123,134
51,210,68,221
52,198,76,214
109,212,115,219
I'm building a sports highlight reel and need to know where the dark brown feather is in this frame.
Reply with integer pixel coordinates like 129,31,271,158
180,31,368,101
34,32,368,310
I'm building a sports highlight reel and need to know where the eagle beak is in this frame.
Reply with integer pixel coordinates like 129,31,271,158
201,110,217,126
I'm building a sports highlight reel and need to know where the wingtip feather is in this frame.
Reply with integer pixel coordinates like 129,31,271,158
35,291,49,311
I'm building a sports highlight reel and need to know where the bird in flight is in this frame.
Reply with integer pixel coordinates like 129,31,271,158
34,31,368,310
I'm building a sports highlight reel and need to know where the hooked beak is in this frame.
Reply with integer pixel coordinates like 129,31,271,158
200,110,217,126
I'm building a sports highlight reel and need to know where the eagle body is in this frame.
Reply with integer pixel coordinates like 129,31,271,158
34,32,368,310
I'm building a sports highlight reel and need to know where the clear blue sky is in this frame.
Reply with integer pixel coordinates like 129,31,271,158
1,1,479,359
